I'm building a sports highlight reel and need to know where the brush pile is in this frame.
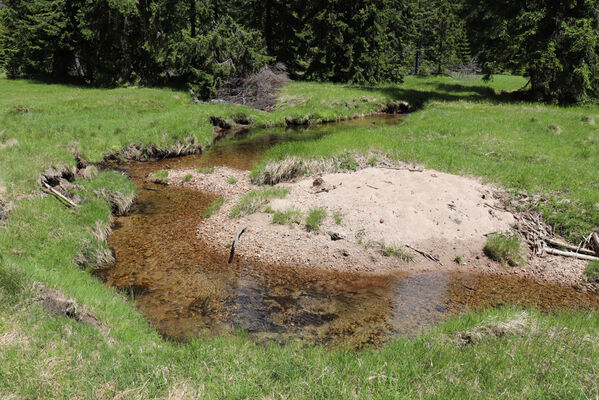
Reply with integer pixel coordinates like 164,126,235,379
516,211,599,261
212,63,291,111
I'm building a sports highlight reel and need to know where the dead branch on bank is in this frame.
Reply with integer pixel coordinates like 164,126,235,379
42,182,79,209
515,212,598,261
228,226,247,264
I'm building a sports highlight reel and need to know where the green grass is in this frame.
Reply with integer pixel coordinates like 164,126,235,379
333,211,343,225
381,244,414,262
2,75,599,398
183,173,193,183
150,169,169,184
230,187,290,218
252,78,599,242
484,234,524,266
585,261,599,283
272,209,302,226
197,166,215,174
305,208,327,231
227,177,238,184
203,198,226,219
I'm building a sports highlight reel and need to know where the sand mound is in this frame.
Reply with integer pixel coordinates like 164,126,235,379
168,166,588,285
170,167,512,272
269,168,514,247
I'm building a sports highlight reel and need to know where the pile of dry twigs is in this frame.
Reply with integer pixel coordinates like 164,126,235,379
516,212,599,262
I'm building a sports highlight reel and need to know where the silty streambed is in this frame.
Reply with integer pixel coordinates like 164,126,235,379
103,116,599,348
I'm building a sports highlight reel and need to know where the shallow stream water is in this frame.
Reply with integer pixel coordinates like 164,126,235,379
103,116,599,348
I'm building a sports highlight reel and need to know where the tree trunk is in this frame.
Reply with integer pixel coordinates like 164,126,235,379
265,0,273,54
190,0,196,38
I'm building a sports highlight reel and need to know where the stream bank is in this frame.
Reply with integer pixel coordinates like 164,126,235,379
103,116,599,348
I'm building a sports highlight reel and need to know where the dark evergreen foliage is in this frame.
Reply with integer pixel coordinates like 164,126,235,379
466,0,599,103
1,0,598,103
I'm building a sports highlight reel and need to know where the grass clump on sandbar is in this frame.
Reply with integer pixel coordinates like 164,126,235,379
484,234,524,266
272,209,302,227
203,198,226,219
150,170,169,185
381,244,414,262
305,208,327,231
230,187,290,218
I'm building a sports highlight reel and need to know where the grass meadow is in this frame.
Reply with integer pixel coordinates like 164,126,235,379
1,75,599,398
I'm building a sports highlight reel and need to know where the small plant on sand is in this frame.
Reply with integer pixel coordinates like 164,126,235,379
368,156,379,167
484,234,524,266
150,170,169,184
203,198,226,218
585,261,599,283
227,177,238,184
454,255,465,265
230,187,290,218
197,167,215,174
338,152,358,171
333,211,343,225
381,244,414,262
272,209,302,227
305,208,327,231
183,174,193,183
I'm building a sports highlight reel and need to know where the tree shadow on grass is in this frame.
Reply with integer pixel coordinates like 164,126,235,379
355,79,528,109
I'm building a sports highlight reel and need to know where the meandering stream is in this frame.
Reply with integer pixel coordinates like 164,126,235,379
102,116,599,348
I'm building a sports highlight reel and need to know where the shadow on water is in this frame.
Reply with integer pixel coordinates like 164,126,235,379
104,115,599,348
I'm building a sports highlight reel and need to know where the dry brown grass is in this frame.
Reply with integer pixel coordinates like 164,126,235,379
252,152,416,185
454,312,536,346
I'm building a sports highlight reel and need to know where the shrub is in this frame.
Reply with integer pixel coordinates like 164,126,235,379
183,174,193,183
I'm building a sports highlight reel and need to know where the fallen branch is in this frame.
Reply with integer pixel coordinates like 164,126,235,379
366,184,380,190
228,226,247,264
542,237,597,257
42,182,79,209
484,203,505,212
406,244,442,264
591,233,599,255
379,166,424,172
543,248,599,262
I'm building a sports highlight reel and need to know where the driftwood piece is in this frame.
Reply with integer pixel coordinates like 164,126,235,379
542,237,597,256
406,244,442,264
592,233,599,255
543,248,599,262
42,182,79,209
228,227,247,264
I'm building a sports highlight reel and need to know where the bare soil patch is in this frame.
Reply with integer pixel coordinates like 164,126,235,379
35,284,112,340
169,166,590,287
